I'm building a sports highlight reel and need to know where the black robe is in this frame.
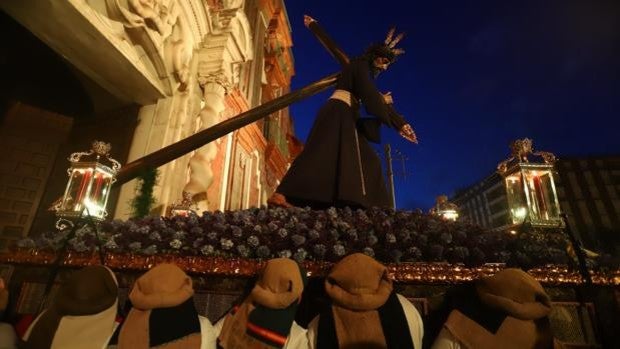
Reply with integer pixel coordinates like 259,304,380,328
277,58,406,209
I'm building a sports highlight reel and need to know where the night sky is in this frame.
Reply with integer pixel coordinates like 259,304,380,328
283,1,620,210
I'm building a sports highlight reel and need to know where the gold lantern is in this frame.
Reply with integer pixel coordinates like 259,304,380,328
497,138,562,228
55,141,121,221
169,191,197,217
431,195,459,221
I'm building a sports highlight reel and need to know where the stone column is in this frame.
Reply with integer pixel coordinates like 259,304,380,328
182,77,228,204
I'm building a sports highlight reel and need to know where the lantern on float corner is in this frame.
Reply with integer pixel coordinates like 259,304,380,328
169,191,197,217
497,138,562,228
431,195,459,221
54,141,121,221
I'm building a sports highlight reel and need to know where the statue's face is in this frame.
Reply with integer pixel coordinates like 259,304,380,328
373,56,391,72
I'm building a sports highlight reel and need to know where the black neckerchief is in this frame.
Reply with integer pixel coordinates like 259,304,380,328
316,291,414,349
149,297,201,346
454,287,507,334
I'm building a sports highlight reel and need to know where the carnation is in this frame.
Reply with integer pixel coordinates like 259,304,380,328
232,226,243,237
143,245,158,255
363,247,375,257
333,244,346,257
257,245,271,258
220,238,234,250
291,234,306,246
278,249,292,258
149,232,162,241
293,248,308,262
200,245,215,256
247,235,260,247
313,244,326,257
170,239,182,249
237,245,250,258
308,229,320,240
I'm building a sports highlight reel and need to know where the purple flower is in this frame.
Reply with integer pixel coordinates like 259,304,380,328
407,247,422,261
338,222,351,231
257,245,271,258
254,225,264,233
471,247,486,264
138,226,150,235
257,210,268,221
247,235,260,247
220,238,234,250
390,249,403,263
440,233,452,244
454,230,467,243
293,248,308,262
367,234,378,246
313,244,326,257
429,244,444,261
278,249,292,258
333,244,346,257
329,229,340,240
143,245,158,255
190,227,203,235
232,226,243,237
17,238,36,249
104,238,119,250
327,207,338,218
237,245,250,258
308,229,320,240
291,234,306,246
277,228,288,238
201,245,215,256
70,240,90,252
207,232,218,241
356,209,370,223
149,232,162,241
381,219,393,229
192,238,204,248
170,239,182,249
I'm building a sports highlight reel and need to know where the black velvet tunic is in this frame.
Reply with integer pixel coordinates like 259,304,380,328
277,58,406,208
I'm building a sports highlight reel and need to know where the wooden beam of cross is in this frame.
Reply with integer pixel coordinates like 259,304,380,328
114,72,340,186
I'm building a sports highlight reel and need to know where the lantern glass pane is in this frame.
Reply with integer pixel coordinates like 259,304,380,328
505,174,527,224
61,169,93,212
523,169,560,221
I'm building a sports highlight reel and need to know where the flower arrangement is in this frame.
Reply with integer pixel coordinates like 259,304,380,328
16,207,617,270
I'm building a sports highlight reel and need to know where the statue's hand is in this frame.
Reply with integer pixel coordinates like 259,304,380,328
399,124,418,144
382,91,394,104
304,15,316,28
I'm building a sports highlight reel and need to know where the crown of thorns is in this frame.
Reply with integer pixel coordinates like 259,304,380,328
365,27,405,63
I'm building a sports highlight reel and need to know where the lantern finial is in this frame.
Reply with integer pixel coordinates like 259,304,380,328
497,138,556,175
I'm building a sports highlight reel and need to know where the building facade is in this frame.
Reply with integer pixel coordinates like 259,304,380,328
0,0,298,247
452,155,620,253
